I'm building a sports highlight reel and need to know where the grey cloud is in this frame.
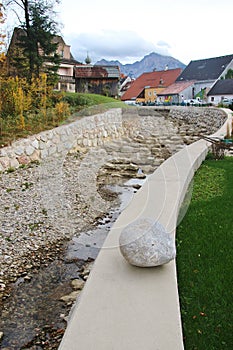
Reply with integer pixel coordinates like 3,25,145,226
65,30,171,64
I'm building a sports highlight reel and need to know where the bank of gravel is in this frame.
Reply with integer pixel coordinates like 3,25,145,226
0,149,111,302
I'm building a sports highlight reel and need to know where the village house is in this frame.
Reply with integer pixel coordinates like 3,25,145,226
52,36,80,93
74,64,120,97
207,79,233,105
120,68,182,104
7,28,120,96
6,28,81,92
176,54,233,101
119,75,134,97
157,80,195,105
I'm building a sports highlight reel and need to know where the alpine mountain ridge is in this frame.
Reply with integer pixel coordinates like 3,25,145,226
95,52,186,78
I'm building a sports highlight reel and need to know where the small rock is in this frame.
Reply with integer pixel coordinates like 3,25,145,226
24,275,32,281
0,331,3,341
82,274,89,281
0,283,6,291
60,290,81,303
132,184,141,190
71,279,85,290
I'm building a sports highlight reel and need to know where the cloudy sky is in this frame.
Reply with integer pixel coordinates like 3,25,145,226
56,0,232,65
5,0,232,65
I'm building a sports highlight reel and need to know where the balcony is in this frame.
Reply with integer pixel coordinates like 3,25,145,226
59,75,75,83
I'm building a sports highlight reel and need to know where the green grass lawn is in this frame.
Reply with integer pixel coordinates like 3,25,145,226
176,156,233,350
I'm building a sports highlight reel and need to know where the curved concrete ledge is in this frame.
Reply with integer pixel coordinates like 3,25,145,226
59,109,232,350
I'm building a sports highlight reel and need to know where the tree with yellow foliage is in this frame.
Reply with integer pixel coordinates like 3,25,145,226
0,2,6,66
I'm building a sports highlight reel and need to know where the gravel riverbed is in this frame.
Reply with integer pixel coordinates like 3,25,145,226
0,146,126,348
0,145,145,349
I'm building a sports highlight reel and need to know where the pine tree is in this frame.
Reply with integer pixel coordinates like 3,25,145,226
5,0,61,84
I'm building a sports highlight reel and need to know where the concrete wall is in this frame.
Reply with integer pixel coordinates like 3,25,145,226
58,108,232,350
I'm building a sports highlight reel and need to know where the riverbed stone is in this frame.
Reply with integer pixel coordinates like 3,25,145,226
71,279,85,290
119,218,176,267
60,290,81,303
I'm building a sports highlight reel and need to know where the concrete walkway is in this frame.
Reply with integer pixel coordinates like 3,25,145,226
59,109,232,350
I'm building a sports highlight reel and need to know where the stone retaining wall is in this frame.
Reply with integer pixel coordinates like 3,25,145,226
0,106,227,172
0,109,128,172
168,106,227,133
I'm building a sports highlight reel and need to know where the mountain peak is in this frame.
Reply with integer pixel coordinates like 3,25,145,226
95,52,185,78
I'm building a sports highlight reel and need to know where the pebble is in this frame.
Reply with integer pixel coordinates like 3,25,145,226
60,290,81,303
71,279,85,290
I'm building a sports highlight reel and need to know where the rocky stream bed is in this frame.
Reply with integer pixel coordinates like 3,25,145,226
0,142,149,349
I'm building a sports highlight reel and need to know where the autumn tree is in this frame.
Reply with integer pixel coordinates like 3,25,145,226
4,0,61,83
0,2,6,68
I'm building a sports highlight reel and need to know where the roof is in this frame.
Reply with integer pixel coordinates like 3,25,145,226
176,54,233,82
121,68,182,101
207,79,233,96
7,28,81,65
60,57,81,65
74,65,120,79
157,81,195,96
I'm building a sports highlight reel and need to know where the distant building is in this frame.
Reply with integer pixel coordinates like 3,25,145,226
176,54,233,100
207,79,233,105
157,81,195,105
53,36,81,92
121,68,182,104
6,28,81,92
74,64,120,97
119,75,134,97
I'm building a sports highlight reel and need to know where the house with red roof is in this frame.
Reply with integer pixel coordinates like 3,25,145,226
157,80,195,105
121,68,182,104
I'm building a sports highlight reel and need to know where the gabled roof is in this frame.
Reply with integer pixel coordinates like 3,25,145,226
121,68,182,100
60,57,81,65
7,28,81,65
207,79,233,96
74,65,120,79
176,54,233,82
157,81,195,96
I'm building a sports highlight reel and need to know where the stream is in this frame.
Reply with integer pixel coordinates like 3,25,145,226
0,176,146,349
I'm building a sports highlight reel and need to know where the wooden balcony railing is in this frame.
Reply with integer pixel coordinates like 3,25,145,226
59,75,75,83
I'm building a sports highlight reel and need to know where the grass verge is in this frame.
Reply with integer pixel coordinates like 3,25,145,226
176,156,233,350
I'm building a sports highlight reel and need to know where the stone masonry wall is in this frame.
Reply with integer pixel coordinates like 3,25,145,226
0,108,137,172
0,106,227,172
